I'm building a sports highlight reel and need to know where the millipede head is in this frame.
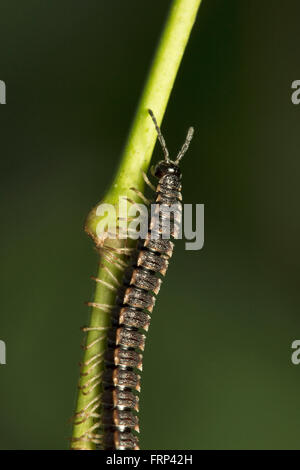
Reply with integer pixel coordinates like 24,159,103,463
153,159,181,179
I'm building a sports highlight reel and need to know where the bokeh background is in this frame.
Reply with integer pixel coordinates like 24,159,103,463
1,0,300,450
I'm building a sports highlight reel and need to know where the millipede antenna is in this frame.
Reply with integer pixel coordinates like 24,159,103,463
148,109,169,161
175,127,194,164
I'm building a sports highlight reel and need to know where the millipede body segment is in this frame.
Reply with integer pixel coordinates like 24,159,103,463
101,110,194,450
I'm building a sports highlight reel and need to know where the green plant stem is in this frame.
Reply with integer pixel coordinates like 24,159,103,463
71,0,201,450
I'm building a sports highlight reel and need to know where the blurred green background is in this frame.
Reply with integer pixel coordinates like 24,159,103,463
1,0,300,450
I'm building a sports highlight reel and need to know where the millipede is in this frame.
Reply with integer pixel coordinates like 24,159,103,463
79,109,194,450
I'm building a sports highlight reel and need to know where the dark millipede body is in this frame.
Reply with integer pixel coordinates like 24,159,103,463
101,110,194,450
